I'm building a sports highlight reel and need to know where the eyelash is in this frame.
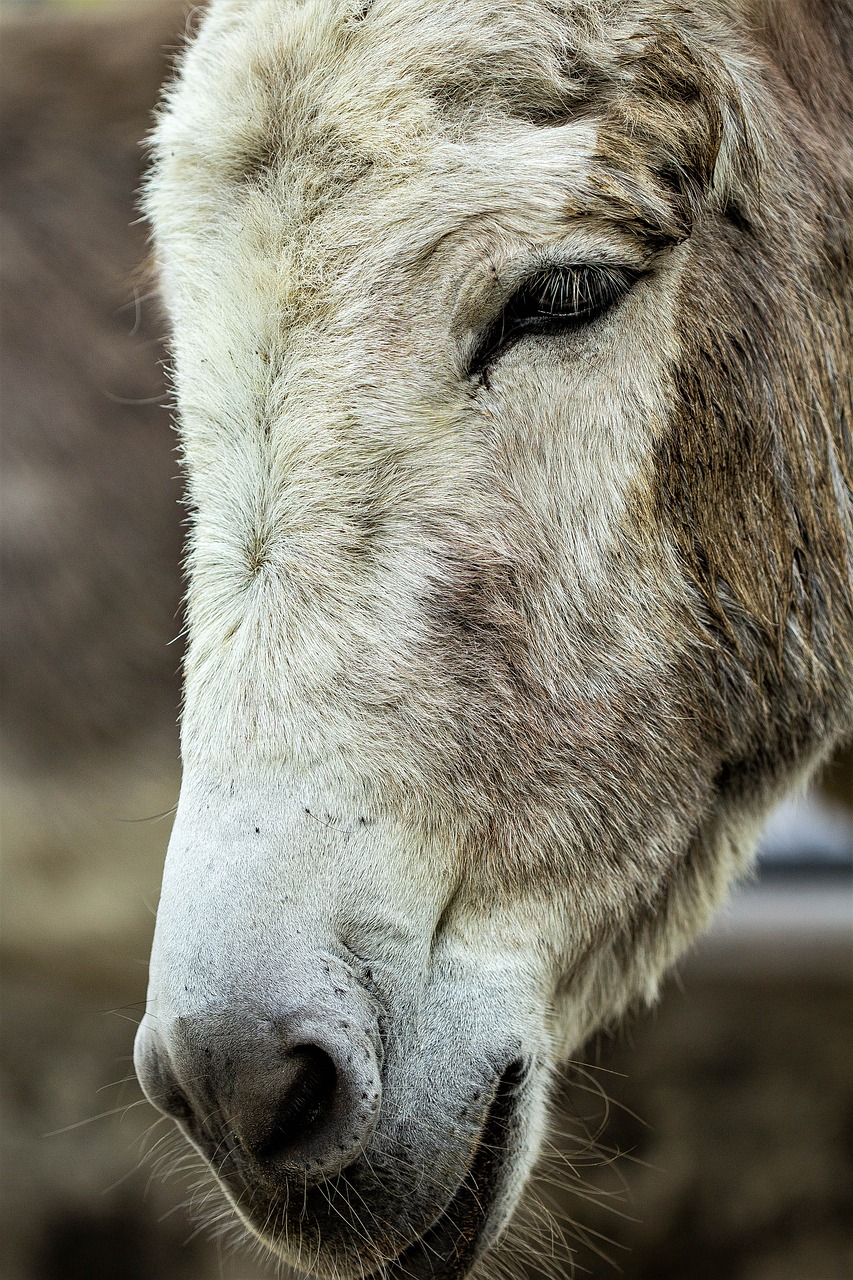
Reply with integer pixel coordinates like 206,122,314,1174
469,263,643,378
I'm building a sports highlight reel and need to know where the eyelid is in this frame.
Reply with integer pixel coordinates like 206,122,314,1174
468,262,643,377
451,228,654,348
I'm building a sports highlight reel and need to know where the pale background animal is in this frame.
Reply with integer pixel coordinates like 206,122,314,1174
1,3,851,1280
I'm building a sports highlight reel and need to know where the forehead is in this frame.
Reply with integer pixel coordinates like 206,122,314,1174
153,0,607,246
171,0,592,159
149,0,644,331
152,0,723,289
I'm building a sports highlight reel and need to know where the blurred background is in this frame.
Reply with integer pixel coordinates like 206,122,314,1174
1,3,851,1278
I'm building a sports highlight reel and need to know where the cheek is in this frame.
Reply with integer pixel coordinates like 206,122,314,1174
429,544,710,929
470,370,662,586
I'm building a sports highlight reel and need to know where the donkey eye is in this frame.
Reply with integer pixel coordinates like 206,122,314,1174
470,264,642,377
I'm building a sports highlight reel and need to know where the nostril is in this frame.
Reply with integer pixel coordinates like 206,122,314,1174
159,1080,195,1127
137,1007,383,1183
283,1046,339,1137
252,1045,338,1163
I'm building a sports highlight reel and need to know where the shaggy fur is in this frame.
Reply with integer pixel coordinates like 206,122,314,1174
135,2,853,1277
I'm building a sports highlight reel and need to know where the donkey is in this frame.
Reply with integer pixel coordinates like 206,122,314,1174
135,1,853,1276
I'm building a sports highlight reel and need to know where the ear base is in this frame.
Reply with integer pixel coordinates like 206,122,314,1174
582,26,761,247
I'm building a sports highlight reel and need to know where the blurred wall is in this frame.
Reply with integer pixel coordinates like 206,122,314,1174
1,5,851,1280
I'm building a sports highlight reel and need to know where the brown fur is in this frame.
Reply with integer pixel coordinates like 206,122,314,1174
658,0,853,791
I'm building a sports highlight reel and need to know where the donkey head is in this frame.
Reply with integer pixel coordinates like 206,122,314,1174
135,1,852,1275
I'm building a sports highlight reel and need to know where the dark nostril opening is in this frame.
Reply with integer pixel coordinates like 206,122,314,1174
254,1045,338,1163
141,1009,383,1182
161,1083,194,1126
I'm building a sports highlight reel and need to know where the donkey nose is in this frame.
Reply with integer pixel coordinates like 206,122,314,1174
137,1009,382,1182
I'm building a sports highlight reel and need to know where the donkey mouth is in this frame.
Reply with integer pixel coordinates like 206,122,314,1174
213,1056,527,1280
385,1058,526,1280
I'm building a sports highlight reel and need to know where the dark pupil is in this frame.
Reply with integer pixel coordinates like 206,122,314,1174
471,264,640,375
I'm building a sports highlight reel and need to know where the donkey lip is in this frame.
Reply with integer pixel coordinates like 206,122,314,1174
385,1058,526,1280
216,1060,526,1279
